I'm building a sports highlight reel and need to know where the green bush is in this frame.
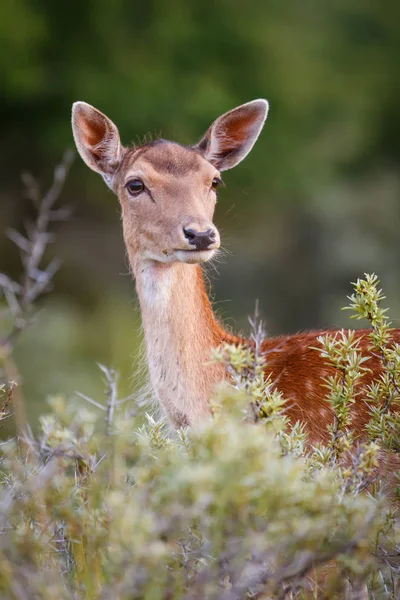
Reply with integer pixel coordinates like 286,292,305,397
0,275,399,599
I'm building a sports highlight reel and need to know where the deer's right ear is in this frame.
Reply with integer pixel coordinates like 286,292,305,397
71,102,124,190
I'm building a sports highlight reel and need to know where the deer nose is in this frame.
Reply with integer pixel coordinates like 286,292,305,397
183,226,216,251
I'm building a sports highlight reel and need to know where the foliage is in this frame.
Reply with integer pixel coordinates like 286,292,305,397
2,0,400,183
0,374,385,599
1,281,398,598
347,274,400,454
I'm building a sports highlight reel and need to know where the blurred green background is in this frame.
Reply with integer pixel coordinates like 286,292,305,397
1,0,400,425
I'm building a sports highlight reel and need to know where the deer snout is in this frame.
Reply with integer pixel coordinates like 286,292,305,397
183,222,219,251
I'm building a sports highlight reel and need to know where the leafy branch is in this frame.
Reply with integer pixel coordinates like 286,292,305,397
346,274,400,451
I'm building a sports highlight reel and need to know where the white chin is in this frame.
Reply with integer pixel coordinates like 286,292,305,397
174,249,216,264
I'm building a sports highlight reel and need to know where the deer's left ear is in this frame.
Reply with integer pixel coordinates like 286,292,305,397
194,99,269,171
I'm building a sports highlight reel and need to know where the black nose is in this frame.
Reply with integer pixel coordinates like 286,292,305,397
183,227,216,251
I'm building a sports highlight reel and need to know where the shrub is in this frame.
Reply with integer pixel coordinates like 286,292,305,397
0,375,385,598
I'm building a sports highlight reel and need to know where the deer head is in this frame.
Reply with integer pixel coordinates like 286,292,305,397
71,99,268,268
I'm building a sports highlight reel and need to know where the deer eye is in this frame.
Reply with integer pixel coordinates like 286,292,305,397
211,177,222,191
126,179,145,196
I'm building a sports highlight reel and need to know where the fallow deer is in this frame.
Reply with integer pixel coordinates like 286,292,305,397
71,99,400,455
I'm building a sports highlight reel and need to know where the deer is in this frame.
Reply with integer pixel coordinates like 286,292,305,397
71,99,400,459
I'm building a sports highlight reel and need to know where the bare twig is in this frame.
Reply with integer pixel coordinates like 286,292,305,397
75,391,107,412
1,149,74,349
98,364,119,435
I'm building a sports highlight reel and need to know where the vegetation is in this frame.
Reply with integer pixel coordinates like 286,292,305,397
0,274,399,598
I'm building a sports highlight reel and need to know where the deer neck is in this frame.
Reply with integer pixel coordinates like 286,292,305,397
132,259,225,426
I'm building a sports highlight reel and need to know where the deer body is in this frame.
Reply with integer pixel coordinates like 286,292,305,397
71,99,400,445
134,258,400,443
